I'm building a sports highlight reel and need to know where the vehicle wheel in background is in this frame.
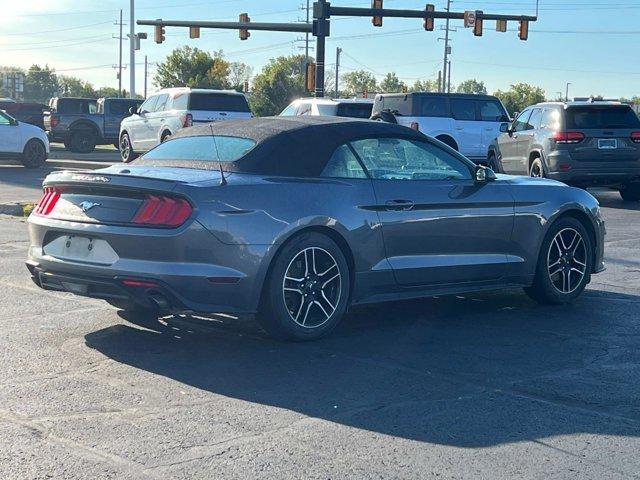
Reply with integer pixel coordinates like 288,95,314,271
21,139,47,168
63,140,73,150
119,132,138,163
435,135,458,151
529,157,545,178
619,184,640,202
69,130,96,153
524,216,592,304
487,152,500,173
160,131,172,143
258,232,351,341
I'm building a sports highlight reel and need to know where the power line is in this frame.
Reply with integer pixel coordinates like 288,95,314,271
3,20,112,36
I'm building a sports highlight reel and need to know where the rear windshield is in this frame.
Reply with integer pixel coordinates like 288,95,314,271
141,135,255,163
565,106,640,129
336,103,373,119
55,99,98,114
188,93,250,112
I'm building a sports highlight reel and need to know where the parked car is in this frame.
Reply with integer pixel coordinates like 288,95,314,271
26,116,604,341
44,97,143,153
489,100,640,201
119,88,252,162
0,100,47,130
371,92,510,164
0,109,49,167
280,98,374,119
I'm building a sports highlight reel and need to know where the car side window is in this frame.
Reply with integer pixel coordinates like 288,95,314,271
139,96,158,113
298,102,312,116
0,112,11,125
450,99,476,121
541,109,560,130
88,101,98,114
476,99,509,122
280,102,298,116
418,97,447,117
154,94,170,112
527,108,543,130
350,137,472,181
512,110,532,132
321,145,368,179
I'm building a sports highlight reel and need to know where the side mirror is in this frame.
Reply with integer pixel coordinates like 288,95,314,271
128,106,136,115
499,123,509,133
474,165,497,183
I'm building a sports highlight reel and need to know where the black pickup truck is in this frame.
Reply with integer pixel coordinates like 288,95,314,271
44,97,143,153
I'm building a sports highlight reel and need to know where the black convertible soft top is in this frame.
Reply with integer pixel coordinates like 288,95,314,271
136,116,427,177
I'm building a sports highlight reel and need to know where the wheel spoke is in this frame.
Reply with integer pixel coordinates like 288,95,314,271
314,299,331,320
320,290,336,312
322,273,340,289
573,258,586,267
300,300,314,326
317,263,337,277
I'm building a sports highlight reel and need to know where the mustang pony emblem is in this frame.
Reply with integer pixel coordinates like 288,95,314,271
79,201,101,212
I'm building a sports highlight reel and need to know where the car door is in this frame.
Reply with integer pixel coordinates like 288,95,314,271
476,98,510,157
498,109,532,174
517,107,543,173
349,137,515,286
130,95,157,150
144,93,169,149
0,112,20,152
450,98,481,158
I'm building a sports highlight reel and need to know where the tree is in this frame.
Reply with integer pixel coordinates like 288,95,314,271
341,70,377,96
154,46,231,89
409,79,439,92
58,75,96,98
379,72,407,93
250,55,307,117
23,65,58,103
228,62,253,92
95,86,120,98
493,83,546,115
456,79,487,95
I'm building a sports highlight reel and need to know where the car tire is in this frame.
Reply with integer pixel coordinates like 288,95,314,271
487,152,500,173
258,232,351,341
524,216,592,305
160,131,172,143
529,157,545,178
21,139,47,168
436,136,458,151
70,130,96,154
619,184,640,202
119,132,138,163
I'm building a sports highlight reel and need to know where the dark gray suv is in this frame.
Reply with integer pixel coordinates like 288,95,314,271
489,100,640,201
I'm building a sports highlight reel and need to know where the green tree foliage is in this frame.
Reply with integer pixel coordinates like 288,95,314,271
154,46,231,89
228,62,253,92
23,65,59,103
409,79,439,92
250,55,307,117
341,70,377,96
493,83,546,116
95,86,121,98
379,72,406,93
57,75,96,98
456,79,487,95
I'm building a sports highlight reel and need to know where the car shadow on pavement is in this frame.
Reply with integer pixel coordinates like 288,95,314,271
85,288,640,448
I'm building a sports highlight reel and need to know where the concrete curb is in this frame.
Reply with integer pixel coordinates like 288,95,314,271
0,202,35,217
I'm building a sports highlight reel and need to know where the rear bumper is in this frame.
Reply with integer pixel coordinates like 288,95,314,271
546,152,640,186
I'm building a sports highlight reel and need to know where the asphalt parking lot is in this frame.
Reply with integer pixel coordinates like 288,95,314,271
0,164,639,478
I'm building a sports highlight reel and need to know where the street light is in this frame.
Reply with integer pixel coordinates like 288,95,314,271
565,82,572,102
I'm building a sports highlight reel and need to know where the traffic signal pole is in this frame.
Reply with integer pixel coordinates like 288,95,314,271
138,1,536,98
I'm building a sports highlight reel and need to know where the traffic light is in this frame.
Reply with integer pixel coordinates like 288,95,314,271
372,0,383,27
519,20,529,40
189,26,200,39
154,22,165,44
239,13,250,40
496,19,507,32
424,4,434,31
243,80,249,93
474,11,483,36
305,62,316,92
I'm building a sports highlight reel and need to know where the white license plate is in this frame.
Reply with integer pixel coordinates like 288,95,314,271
598,138,617,149
43,235,119,265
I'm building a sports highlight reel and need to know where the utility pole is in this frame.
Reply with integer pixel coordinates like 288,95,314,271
447,60,451,93
565,82,571,102
335,47,341,98
437,71,442,93
144,55,148,98
129,0,135,98
305,0,310,60
441,0,451,93
116,10,124,97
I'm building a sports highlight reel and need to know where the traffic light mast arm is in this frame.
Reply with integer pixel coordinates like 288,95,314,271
327,6,536,22
137,19,313,34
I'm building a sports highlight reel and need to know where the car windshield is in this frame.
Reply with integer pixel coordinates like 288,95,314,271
140,135,256,163
565,106,640,129
188,93,251,112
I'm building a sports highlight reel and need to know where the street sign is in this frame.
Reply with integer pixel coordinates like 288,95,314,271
464,10,476,28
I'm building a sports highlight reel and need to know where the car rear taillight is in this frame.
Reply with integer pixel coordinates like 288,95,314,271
183,113,193,128
50,114,59,128
553,131,585,144
132,195,192,227
631,131,640,143
34,187,61,216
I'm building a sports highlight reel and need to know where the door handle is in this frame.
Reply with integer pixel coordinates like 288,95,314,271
385,199,415,211
484,127,494,131
454,126,464,130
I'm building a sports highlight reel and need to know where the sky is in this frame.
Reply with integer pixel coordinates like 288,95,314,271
1,0,640,99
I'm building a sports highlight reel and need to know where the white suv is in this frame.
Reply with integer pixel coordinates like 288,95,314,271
119,88,252,162
372,93,510,163
0,109,49,168
280,98,373,119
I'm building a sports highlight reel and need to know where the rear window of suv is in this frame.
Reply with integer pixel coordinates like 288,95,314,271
565,105,640,129
336,103,373,119
188,93,250,112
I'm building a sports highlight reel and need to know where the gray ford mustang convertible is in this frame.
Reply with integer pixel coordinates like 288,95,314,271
26,116,605,340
